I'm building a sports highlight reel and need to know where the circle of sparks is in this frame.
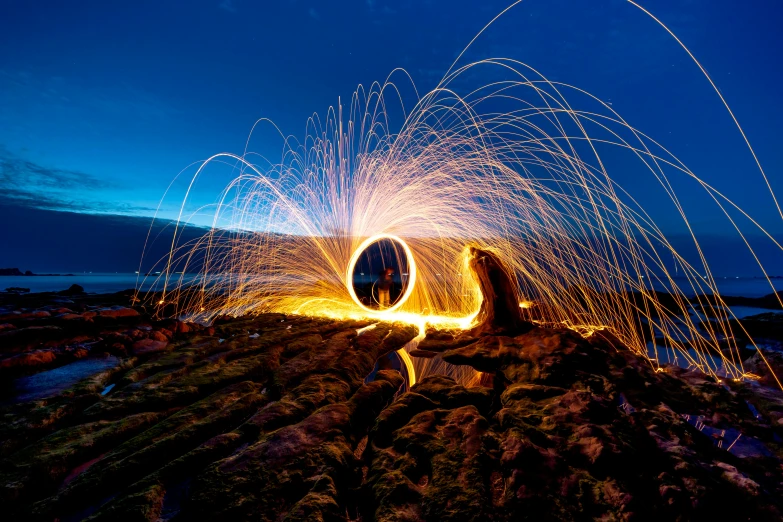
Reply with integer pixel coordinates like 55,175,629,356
345,233,417,314
139,2,783,390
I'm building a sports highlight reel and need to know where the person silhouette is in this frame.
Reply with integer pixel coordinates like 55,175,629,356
377,267,394,309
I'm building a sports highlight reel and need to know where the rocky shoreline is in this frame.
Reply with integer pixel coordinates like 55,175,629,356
0,267,76,277
1,288,782,520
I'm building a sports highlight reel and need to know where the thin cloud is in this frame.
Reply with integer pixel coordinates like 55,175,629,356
366,0,395,15
218,0,237,13
0,147,153,215
366,0,396,25
308,7,320,20
0,68,179,124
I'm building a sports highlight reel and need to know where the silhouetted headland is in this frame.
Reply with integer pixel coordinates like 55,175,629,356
0,268,75,277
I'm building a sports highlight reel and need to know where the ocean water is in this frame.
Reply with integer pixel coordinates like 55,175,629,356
9,356,121,403
2,273,783,300
649,277,783,299
1,273,408,295
0,273,201,294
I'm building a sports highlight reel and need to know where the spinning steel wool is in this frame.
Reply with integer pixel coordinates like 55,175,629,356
139,1,782,389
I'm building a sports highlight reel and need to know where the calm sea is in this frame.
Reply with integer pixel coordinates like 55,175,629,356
2,273,783,299
0,273,199,294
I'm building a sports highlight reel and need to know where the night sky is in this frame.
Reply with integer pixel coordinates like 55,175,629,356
1,0,782,273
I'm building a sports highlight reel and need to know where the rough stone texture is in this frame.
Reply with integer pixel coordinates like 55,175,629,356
745,351,783,388
131,338,170,355
2,288,782,521
0,298,416,521
0,290,214,377
363,328,783,521
466,247,533,336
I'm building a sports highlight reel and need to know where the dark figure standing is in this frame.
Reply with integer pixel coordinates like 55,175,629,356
377,267,394,309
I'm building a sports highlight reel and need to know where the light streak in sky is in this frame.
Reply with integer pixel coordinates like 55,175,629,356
137,1,782,390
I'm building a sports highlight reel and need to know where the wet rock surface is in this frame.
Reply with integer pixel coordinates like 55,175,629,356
1,290,782,521
0,291,417,521
372,328,783,521
731,311,783,344
0,290,170,381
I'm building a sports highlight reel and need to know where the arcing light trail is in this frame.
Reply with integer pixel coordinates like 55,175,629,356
138,2,782,390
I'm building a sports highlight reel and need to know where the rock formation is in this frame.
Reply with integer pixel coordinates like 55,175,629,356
364,328,783,520
466,246,533,336
0,281,782,520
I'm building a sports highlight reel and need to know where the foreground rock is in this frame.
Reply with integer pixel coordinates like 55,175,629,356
1,286,782,520
0,290,198,377
0,310,416,521
366,328,783,520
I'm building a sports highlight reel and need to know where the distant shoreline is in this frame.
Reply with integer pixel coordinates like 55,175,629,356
3,268,783,279
0,268,75,277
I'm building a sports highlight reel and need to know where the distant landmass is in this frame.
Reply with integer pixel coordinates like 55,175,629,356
0,202,211,274
0,268,74,276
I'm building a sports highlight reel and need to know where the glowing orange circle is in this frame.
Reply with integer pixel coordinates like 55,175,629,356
346,234,417,313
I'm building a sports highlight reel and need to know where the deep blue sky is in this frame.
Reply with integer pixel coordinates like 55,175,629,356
1,0,782,272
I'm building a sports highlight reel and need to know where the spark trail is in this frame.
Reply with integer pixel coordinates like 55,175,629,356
138,2,782,389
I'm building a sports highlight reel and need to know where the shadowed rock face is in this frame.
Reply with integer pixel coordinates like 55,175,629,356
467,247,534,337
363,328,783,521
2,287,783,521
0,309,416,521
